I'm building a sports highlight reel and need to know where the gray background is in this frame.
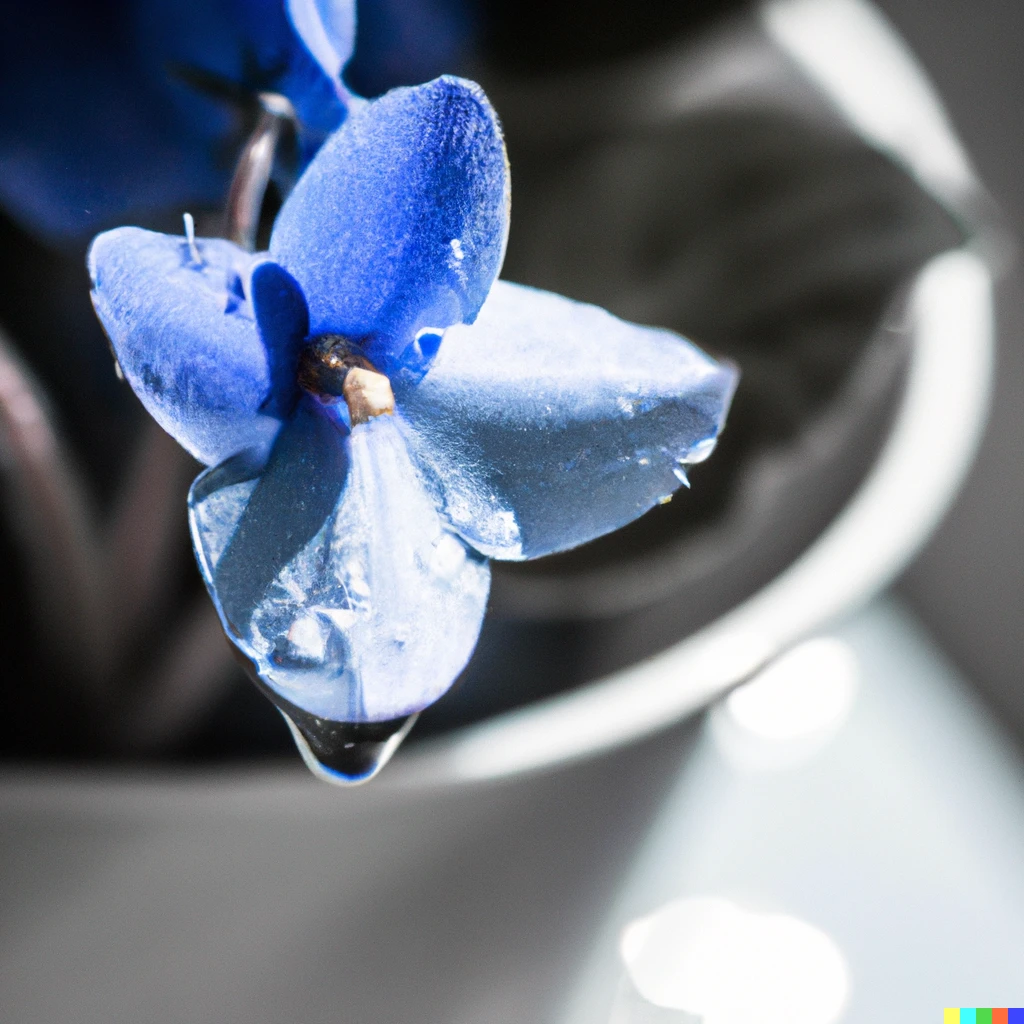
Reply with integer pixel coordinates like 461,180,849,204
882,0,1024,735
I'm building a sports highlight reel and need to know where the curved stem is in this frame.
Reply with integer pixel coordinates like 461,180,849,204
108,598,237,752
103,420,198,665
225,93,295,251
0,328,112,687
0,93,300,751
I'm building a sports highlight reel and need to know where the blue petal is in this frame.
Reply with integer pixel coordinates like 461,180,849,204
89,226,308,466
0,0,358,241
189,399,491,722
394,281,739,560
286,0,356,86
132,0,353,138
270,76,510,374
250,259,310,418
0,1,226,240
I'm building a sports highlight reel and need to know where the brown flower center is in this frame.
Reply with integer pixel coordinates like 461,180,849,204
297,334,394,425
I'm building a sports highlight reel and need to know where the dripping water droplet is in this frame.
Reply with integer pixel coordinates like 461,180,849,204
282,711,419,785
230,627,418,786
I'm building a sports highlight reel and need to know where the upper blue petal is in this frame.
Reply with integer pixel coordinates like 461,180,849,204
394,281,739,560
89,226,308,466
189,399,490,722
269,75,510,374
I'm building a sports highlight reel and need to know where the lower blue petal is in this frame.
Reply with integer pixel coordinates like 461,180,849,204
89,227,307,466
190,399,490,722
394,281,739,560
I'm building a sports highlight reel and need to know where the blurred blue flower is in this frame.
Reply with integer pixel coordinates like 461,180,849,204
0,0,355,241
89,76,737,776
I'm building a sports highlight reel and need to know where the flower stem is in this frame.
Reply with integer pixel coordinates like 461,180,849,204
0,327,112,687
225,93,295,251
103,420,198,665
105,598,236,752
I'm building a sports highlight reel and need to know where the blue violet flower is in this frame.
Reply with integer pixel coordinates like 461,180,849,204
0,0,355,241
88,75,738,783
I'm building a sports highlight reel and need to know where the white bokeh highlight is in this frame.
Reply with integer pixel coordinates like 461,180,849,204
711,636,858,770
619,897,850,1024
726,637,858,741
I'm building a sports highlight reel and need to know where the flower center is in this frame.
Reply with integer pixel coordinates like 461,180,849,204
297,334,395,425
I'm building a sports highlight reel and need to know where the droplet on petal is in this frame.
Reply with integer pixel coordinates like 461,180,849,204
189,400,490,723
281,711,418,785
395,281,738,559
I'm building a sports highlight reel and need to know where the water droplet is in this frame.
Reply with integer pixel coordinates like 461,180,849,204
230,646,418,784
686,437,717,464
429,532,468,580
285,613,329,662
413,327,443,364
283,710,419,785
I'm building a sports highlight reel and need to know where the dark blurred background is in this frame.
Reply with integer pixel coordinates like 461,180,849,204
478,0,1024,737
874,0,1024,737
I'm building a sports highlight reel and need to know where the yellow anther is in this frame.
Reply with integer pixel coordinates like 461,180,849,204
343,367,395,425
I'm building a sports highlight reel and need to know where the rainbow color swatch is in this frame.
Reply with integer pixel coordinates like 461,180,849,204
944,1011,1024,1023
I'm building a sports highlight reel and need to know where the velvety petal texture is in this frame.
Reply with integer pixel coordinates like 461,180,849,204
270,75,510,374
190,401,490,722
394,281,739,560
89,226,308,466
